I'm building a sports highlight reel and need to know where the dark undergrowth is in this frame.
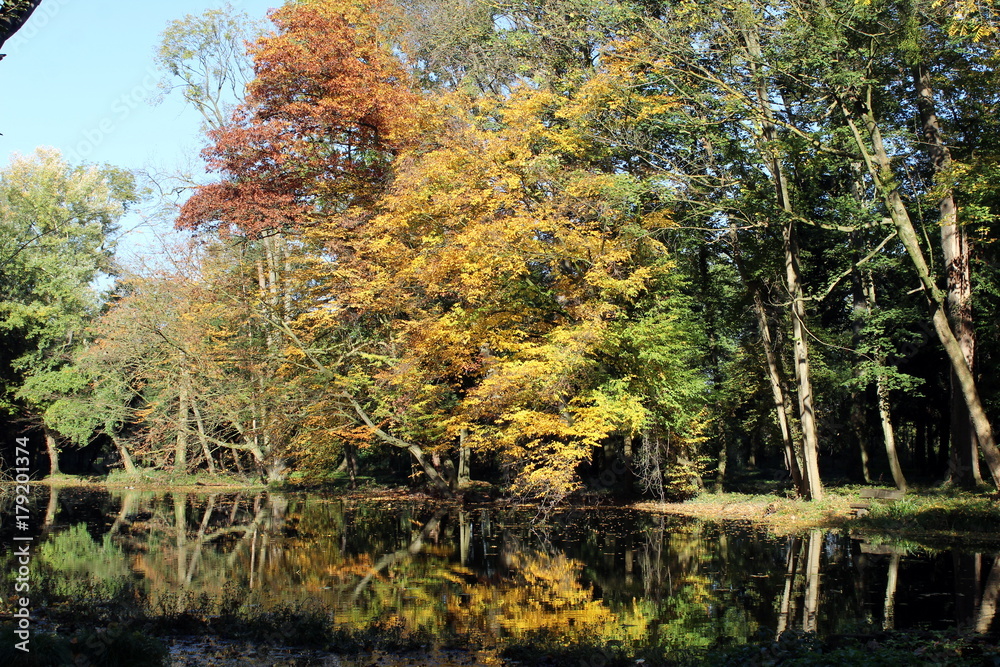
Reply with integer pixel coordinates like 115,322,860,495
12,587,1000,666
1,622,168,667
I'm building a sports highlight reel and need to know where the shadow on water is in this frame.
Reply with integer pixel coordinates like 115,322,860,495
1,486,998,650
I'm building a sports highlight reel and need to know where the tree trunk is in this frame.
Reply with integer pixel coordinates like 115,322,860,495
459,510,471,565
865,277,907,492
850,250,873,483
174,493,189,605
44,426,59,476
44,487,58,529
280,236,294,321
955,552,982,630
110,433,137,474
346,444,357,488
192,401,215,475
977,556,1000,633
742,23,821,499
785,221,823,501
176,379,189,472
777,536,801,637
802,529,822,632
263,236,282,319
883,552,900,631
255,247,275,352
876,378,906,491
748,272,804,494
341,392,452,493
913,64,981,487
458,427,471,489
840,89,1000,489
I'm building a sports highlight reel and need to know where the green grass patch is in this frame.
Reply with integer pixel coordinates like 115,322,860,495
854,487,1000,537
103,467,261,489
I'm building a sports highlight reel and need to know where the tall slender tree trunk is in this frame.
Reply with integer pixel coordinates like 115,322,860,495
743,23,822,500
263,236,281,319
883,552,901,631
840,89,1000,489
785,222,823,501
254,247,271,339
458,427,471,489
802,529,822,632
850,246,873,483
776,536,801,637
459,510,471,565
280,236,294,321
753,292,805,494
346,444,357,488
955,552,982,630
174,493,188,607
876,380,906,492
865,277,907,491
913,64,981,487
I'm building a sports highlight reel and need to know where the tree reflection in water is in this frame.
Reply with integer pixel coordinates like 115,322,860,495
0,487,997,647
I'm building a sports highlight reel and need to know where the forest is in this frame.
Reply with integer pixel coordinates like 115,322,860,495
3,0,1000,506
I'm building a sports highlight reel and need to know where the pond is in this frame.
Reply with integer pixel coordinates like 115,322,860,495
1,487,997,655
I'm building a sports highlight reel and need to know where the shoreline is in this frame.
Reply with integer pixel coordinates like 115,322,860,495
5,476,999,548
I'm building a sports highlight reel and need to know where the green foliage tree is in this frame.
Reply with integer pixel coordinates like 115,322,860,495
0,148,136,474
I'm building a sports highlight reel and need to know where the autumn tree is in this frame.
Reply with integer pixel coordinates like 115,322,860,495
79,239,305,479
294,65,705,499
175,0,454,487
177,0,419,237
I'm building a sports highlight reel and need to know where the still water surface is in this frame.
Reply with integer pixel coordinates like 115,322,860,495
1,488,997,648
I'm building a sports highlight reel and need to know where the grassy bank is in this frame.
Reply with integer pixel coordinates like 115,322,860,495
636,484,1000,548
0,469,266,491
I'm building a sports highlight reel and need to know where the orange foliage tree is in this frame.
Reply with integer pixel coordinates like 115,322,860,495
173,0,706,497
177,0,419,238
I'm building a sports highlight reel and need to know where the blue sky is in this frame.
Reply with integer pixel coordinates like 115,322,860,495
0,0,277,260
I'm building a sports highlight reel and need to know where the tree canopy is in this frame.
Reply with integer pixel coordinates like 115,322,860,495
3,0,1000,501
